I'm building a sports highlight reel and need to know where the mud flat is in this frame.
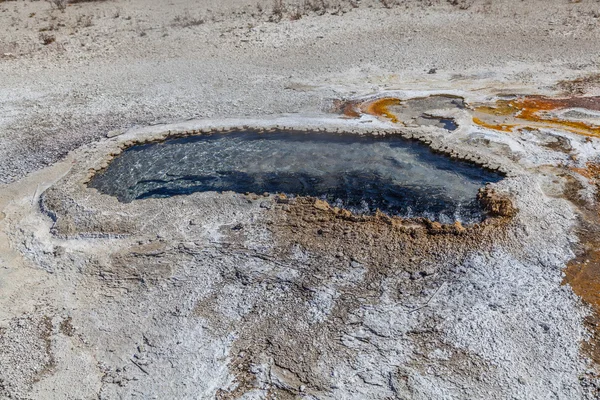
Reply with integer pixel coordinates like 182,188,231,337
2,0,600,399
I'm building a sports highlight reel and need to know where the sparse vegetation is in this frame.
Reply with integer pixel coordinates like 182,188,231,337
557,74,600,95
447,0,472,9
259,0,479,22
39,32,56,45
76,14,93,27
271,0,285,21
172,10,205,27
290,7,302,20
39,23,58,32
46,0,109,12
50,0,67,11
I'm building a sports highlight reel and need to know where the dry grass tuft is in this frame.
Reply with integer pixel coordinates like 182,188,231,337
271,0,285,21
76,14,93,27
172,10,205,27
50,0,67,11
48,0,109,12
447,0,473,9
39,32,56,45
557,74,600,96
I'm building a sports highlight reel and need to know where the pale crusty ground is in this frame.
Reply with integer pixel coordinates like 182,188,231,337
1,0,599,184
2,1,600,399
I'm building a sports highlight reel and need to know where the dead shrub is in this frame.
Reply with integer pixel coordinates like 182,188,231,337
76,14,93,27
271,0,285,21
557,74,600,96
172,11,205,27
39,33,56,45
447,0,473,9
50,0,67,11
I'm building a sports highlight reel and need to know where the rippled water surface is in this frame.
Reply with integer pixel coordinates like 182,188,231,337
89,130,503,223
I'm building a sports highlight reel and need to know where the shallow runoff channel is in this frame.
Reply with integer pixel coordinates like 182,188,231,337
89,130,503,223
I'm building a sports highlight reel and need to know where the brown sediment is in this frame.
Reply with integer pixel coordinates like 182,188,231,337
564,247,600,317
563,234,600,368
362,97,402,123
477,187,518,218
474,96,600,137
269,190,515,262
216,191,515,397
342,103,361,118
561,163,600,370
572,162,600,182
269,194,514,313
278,187,516,229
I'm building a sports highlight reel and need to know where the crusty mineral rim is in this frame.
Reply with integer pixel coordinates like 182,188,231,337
273,187,516,236
71,123,516,232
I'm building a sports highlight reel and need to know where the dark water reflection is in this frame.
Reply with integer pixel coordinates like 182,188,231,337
89,130,503,223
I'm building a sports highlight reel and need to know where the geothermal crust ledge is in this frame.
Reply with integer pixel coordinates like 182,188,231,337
1,110,594,399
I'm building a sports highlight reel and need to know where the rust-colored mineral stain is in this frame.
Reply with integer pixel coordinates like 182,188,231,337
331,99,361,119
557,74,600,96
472,117,514,132
474,96,600,137
342,102,361,118
562,162,600,367
563,244,600,366
572,162,600,182
564,250,600,310
332,99,361,118
363,97,402,123
475,101,516,117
